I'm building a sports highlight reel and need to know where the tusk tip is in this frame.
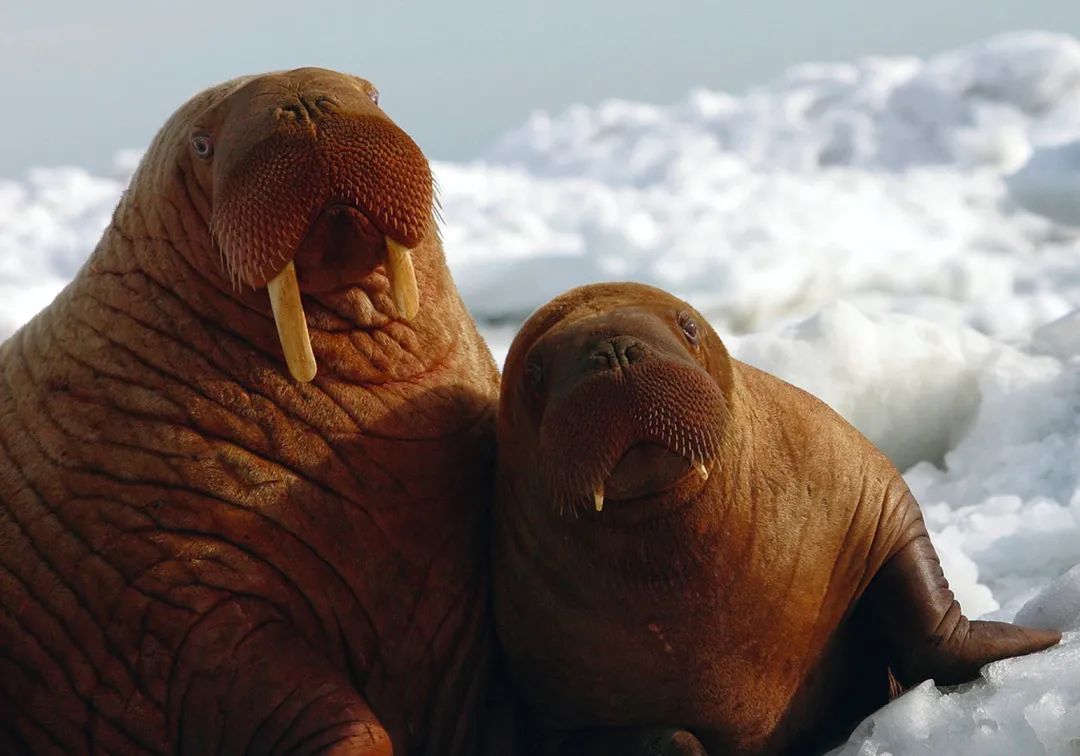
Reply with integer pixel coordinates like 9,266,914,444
289,363,318,383
396,295,420,321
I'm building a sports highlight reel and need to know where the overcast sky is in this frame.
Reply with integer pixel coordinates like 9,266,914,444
5,0,1080,177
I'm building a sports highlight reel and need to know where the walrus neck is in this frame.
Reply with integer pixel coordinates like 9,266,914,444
501,459,741,596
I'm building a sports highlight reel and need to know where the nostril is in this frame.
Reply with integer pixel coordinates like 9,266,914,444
275,96,337,124
589,346,616,369
586,337,647,371
276,102,307,122
311,96,337,114
622,342,646,363
611,336,646,363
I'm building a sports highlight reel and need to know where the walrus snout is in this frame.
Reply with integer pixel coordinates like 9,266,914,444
200,68,434,380
510,305,726,516
212,94,433,288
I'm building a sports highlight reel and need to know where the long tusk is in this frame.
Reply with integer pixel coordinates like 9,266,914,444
385,238,420,320
267,261,317,383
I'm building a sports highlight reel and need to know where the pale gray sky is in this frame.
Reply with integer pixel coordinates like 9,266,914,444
4,0,1080,177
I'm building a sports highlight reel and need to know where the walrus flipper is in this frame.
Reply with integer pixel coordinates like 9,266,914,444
865,503,1060,688
173,601,391,755
542,726,707,756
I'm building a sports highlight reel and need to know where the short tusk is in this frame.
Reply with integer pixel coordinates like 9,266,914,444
594,487,605,513
385,238,419,320
694,461,709,481
266,261,317,383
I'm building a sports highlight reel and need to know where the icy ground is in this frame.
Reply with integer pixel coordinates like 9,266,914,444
4,30,1080,755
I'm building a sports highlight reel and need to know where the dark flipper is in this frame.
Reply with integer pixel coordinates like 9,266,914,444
866,512,1060,688
542,726,707,756
170,598,391,755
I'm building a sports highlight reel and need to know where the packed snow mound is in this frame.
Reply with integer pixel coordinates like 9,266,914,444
1017,565,1080,632
493,31,1080,179
830,634,1080,756
437,159,1079,337
2,29,1080,755
905,347,1080,619
731,302,994,472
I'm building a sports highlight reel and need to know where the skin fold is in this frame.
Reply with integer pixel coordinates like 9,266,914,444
0,69,499,754
493,282,1060,756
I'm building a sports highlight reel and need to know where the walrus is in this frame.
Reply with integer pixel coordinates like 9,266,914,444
0,69,500,754
492,283,1060,755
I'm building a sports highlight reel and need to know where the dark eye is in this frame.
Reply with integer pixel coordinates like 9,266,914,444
677,312,699,345
369,88,380,106
525,355,543,391
192,135,213,160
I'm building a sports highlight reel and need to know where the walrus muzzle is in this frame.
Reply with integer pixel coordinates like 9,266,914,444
212,106,434,381
534,321,728,516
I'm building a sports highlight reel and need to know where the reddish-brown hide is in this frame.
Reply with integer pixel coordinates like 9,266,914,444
493,283,1059,755
0,69,498,754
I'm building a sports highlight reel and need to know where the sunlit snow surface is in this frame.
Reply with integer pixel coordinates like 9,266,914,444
4,31,1080,755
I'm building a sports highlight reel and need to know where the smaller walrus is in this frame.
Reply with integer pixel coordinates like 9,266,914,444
492,283,1060,755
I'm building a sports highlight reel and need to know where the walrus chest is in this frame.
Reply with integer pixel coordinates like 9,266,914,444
501,554,820,724
494,493,875,751
0,366,494,752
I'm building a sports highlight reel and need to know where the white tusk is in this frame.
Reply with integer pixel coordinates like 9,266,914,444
385,238,420,320
266,261,317,383
594,487,605,513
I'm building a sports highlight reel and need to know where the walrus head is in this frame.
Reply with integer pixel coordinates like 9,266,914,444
124,67,436,382
500,282,736,523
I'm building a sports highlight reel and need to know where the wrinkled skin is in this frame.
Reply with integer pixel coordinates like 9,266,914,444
493,283,1060,755
0,69,499,754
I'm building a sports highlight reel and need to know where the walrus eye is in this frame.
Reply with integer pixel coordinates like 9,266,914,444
525,356,544,391
192,135,214,160
678,312,699,345
369,88,380,106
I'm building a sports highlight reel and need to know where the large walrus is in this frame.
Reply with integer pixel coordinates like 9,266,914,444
492,283,1060,755
0,69,500,754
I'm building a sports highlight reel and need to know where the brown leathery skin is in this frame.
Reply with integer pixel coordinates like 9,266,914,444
0,68,499,754
493,282,1060,755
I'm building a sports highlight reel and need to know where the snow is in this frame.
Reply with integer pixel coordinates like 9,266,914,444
4,29,1080,755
